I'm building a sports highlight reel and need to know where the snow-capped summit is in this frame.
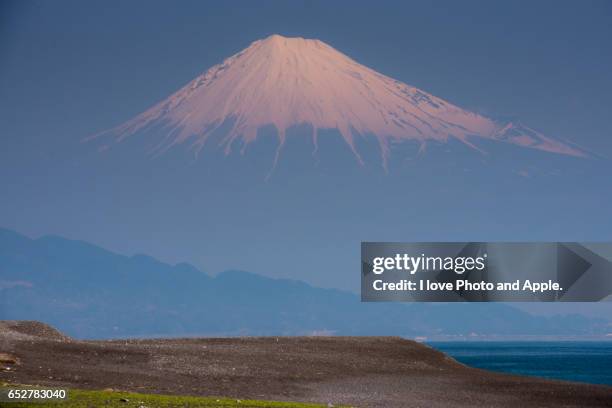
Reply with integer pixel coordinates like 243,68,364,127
94,34,585,164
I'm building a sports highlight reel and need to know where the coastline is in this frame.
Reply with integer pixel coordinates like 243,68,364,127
1,321,611,408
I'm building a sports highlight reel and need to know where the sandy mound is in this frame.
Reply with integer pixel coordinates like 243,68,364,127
0,320,70,342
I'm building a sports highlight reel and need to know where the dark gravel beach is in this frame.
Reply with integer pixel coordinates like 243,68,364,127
1,321,611,407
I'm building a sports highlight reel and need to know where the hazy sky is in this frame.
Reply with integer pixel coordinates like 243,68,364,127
1,0,611,318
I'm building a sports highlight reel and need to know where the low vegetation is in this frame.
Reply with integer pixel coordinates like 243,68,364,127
1,385,344,408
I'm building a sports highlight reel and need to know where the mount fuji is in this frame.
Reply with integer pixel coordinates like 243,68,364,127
91,34,586,170
73,35,609,291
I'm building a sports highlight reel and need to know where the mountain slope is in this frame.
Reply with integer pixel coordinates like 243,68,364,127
92,34,585,166
0,228,607,339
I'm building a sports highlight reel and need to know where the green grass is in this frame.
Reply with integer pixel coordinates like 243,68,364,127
1,385,345,408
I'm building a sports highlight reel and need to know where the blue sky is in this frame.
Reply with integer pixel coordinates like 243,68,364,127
1,1,612,318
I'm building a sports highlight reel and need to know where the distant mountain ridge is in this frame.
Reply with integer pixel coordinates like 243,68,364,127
0,228,608,339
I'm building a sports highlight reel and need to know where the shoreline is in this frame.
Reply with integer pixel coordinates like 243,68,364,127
1,321,611,408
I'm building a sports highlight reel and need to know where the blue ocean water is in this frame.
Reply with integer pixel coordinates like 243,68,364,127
429,341,612,386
